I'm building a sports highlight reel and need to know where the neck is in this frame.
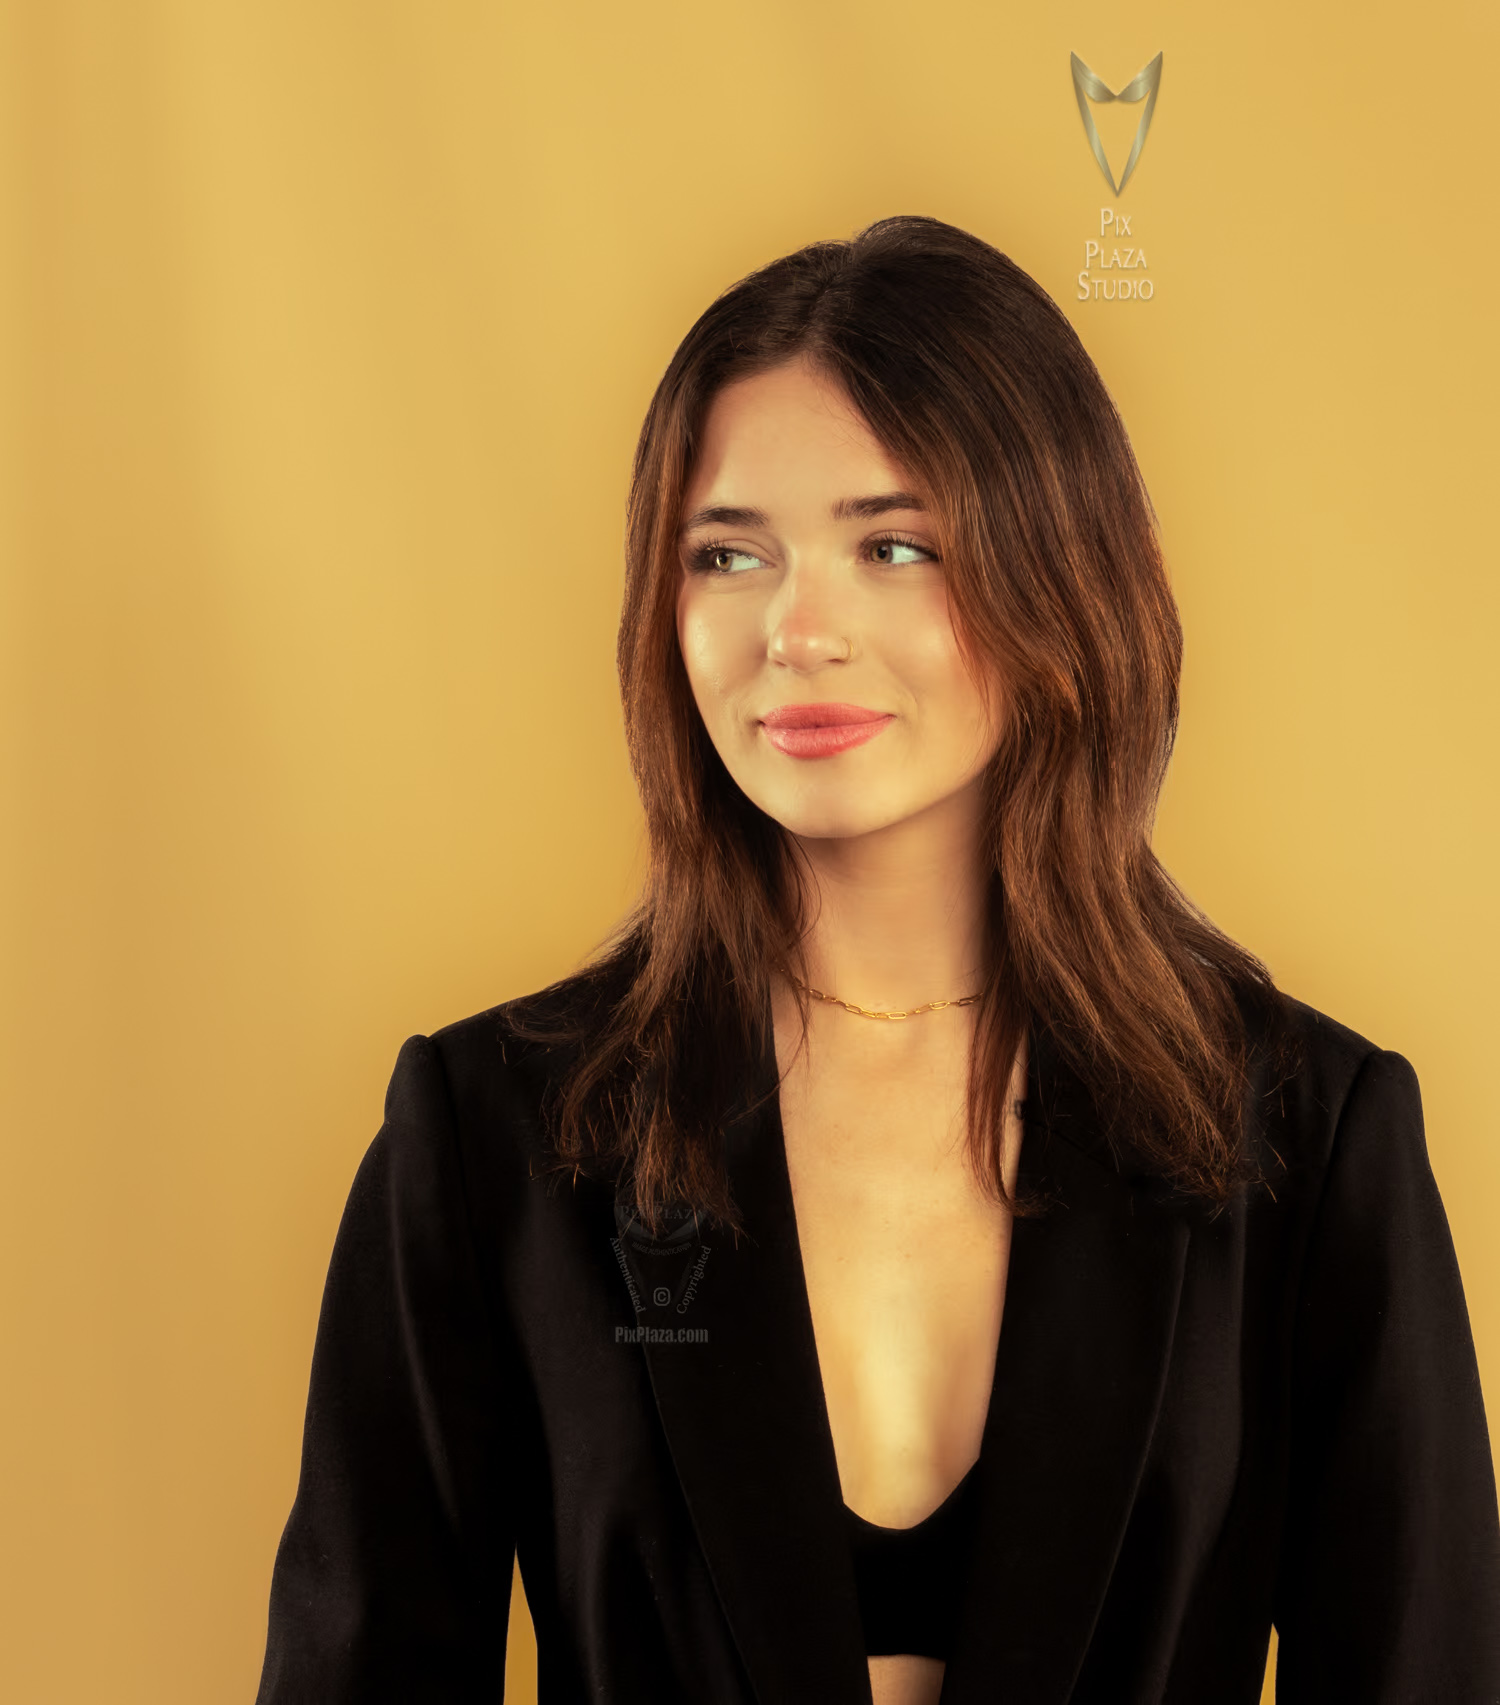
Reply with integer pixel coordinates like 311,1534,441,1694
787,781,991,1011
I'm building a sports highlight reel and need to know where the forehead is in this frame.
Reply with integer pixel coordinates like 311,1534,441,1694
683,359,910,510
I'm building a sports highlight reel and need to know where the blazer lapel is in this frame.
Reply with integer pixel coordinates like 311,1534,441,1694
941,1027,1193,1704
637,1027,871,1704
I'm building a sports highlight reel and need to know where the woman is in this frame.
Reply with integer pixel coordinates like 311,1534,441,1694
256,216,1500,1703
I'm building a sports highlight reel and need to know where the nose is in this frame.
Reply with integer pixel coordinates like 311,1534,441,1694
766,564,852,670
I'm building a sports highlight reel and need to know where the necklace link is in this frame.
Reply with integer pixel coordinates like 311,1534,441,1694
792,976,983,1022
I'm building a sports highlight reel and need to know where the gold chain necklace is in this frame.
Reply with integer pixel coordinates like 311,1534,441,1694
790,975,983,1022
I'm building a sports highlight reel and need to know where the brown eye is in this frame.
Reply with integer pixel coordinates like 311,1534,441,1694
691,542,763,574
869,536,932,566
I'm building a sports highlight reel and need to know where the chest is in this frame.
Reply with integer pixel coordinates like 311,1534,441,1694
774,1020,1024,1526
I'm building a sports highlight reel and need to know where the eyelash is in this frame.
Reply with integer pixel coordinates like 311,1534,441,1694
686,531,939,574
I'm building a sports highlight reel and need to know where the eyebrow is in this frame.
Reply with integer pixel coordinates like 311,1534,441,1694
677,491,927,535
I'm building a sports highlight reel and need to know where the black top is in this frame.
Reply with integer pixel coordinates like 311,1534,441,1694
255,989,1500,1703
844,1459,984,1658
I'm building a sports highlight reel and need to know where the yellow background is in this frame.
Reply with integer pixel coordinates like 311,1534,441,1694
2,3,1495,1700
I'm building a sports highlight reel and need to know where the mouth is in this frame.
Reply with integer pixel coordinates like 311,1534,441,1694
759,702,895,760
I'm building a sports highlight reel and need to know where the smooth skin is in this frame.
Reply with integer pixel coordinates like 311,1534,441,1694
676,357,1026,1705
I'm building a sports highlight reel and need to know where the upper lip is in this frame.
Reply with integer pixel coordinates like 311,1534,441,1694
760,702,890,728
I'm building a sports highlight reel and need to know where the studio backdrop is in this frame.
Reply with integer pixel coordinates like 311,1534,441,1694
1,4,1495,1702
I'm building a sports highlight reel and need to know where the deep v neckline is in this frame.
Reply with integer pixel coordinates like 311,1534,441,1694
766,1029,1020,1532
632,1008,1194,1704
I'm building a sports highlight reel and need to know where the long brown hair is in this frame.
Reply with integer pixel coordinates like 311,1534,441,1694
514,214,1284,1233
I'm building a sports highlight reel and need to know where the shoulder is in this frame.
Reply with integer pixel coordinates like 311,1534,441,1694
1263,992,1382,1109
1247,991,1425,1197
407,953,634,1174
431,951,629,1077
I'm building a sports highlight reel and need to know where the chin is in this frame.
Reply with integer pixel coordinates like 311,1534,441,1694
748,780,911,843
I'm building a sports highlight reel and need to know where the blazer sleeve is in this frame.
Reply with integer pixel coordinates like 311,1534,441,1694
256,1035,519,1704
1273,1048,1500,1701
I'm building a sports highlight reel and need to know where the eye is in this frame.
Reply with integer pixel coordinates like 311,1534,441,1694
868,533,937,566
689,541,765,575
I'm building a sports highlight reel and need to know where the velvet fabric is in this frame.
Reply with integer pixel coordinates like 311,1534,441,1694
256,984,1500,1703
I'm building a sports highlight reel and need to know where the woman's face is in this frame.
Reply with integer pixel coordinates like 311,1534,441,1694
675,357,1003,843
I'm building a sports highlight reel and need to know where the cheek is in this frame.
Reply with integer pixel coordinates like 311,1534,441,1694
675,600,719,702
887,591,1002,748
889,589,973,698
676,587,757,704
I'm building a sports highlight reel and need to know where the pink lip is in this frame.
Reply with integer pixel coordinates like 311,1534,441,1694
759,702,894,759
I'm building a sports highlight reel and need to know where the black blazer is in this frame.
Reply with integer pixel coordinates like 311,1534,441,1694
256,983,1500,1703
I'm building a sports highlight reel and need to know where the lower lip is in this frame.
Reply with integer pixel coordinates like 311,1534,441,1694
761,717,894,759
